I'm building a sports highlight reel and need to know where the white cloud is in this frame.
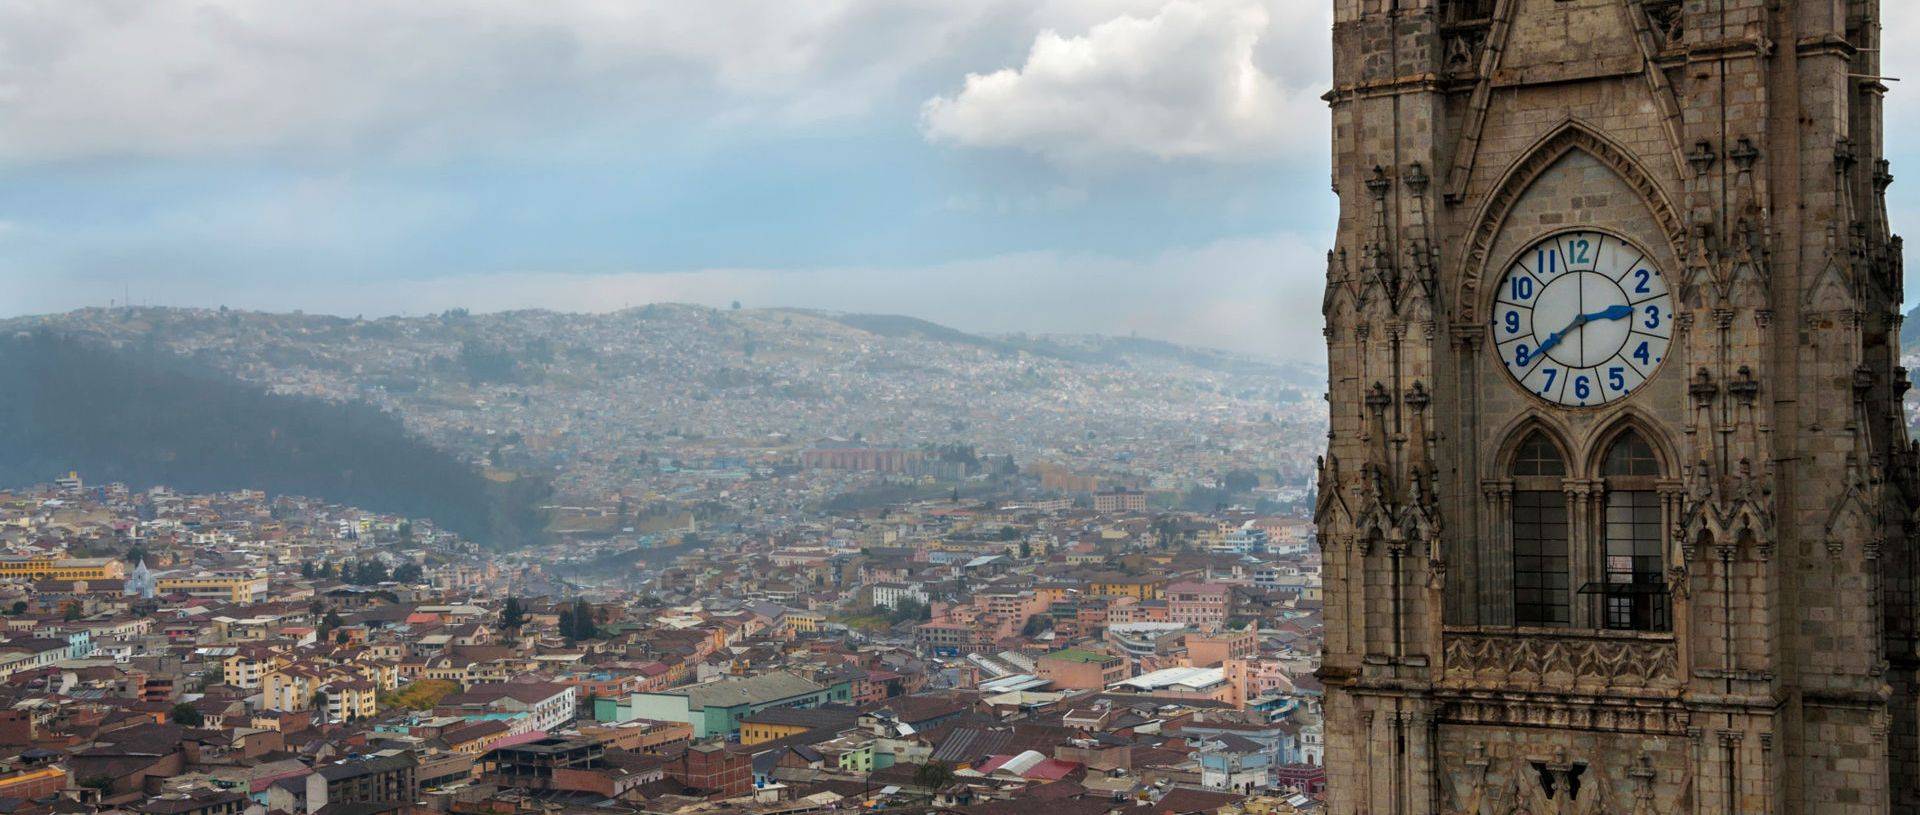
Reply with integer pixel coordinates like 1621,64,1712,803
0,1,1018,162
0,1,1331,166
920,0,1330,167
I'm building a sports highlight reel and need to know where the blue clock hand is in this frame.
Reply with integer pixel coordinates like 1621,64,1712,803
1534,329,1566,357
1533,305,1632,360
1583,304,1633,322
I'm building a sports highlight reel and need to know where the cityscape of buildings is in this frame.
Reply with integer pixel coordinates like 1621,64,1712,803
0,466,1328,814
0,293,1337,815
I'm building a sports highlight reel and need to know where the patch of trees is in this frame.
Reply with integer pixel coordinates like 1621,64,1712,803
558,599,600,642
885,598,932,624
0,332,551,549
304,560,394,585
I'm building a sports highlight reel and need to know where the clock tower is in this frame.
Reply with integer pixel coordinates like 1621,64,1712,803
1318,1,1914,813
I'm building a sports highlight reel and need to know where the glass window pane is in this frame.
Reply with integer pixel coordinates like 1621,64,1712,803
1603,430,1660,477
1513,491,1571,626
1602,490,1667,631
1512,432,1567,477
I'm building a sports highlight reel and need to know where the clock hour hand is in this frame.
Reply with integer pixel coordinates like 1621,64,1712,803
1583,304,1634,323
1532,304,1634,359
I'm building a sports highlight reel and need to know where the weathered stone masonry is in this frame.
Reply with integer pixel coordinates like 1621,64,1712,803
1318,1,1914,812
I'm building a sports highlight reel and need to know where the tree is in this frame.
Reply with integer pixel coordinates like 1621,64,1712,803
398,522,414,543
6,601,23,616
499,597,526,631
169,702,203,727
392,563,424,584
321,610,343,637
351,560,389,585
1151,515,1180,548
886,599,931,624
62,601,82,621
561,599,598,642
309,691,329,719
914,761,956,789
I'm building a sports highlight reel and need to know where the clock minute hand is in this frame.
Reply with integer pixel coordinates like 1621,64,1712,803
1534,304,1633,359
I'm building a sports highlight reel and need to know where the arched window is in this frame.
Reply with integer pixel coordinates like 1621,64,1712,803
1598,429,1666,631
1510,432,1569,627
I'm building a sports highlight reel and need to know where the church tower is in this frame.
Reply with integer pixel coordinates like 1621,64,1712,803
1318,1,1913,812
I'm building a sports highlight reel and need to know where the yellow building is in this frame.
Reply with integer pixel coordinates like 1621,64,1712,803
786,611,824,635
737,707,852,746
1087,575,1164,600
322,679,380,722
223,648,292,689
739,719,814,746
261,666,324,713
0,556,123,581
157,572,270,603
352,660,401,691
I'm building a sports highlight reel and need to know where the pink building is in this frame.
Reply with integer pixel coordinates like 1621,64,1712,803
1166,582,1232,630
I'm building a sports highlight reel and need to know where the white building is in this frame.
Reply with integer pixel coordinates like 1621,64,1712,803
869,582,928,610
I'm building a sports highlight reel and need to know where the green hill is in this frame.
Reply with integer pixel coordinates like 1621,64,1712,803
0,331,549,549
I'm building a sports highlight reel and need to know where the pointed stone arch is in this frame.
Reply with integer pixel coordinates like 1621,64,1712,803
1579,410,1680,481
1488,411,1577,478
1455,121,1687,325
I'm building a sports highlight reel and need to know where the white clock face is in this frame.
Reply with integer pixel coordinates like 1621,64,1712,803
1490,230,1672,407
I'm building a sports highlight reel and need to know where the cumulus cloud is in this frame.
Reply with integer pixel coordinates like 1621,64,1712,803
0,0,1332,170
920,0,1330,166
0,1,1012,162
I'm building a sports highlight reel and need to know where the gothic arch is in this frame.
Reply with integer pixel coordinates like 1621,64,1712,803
1456,120,1688,324
1482,413,1574,476
1488,412,1576,477
1578,411,1679,480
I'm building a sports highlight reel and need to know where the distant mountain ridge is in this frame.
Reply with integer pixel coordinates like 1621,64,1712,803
3,304,1322,521
790,309,1312,378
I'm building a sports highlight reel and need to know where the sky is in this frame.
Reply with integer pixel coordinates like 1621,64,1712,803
1,1,1918,362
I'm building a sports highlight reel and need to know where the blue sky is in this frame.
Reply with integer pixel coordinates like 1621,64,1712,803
1,1,1917,361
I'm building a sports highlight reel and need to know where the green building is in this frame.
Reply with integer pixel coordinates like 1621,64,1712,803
599,671,850,738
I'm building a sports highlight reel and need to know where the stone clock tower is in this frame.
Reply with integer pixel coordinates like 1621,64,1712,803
1317,1,1915,813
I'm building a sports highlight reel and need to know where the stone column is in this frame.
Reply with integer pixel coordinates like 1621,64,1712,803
1481,479,1513,626
1564,478,1599,629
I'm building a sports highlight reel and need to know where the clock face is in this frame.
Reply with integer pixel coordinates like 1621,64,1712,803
1490,230,1672,407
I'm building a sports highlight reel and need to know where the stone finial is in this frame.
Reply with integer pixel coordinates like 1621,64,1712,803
1405,162,1430,193
1687,140,1717,176
1835,138,1858,173
1689,368,1718,406
1367,166,1392,199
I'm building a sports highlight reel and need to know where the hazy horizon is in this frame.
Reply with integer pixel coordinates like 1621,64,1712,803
8,297,1319,365
6,1,1920,363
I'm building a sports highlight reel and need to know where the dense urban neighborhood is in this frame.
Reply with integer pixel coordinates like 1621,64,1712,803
0,469,1327,815
0,302,1334,815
